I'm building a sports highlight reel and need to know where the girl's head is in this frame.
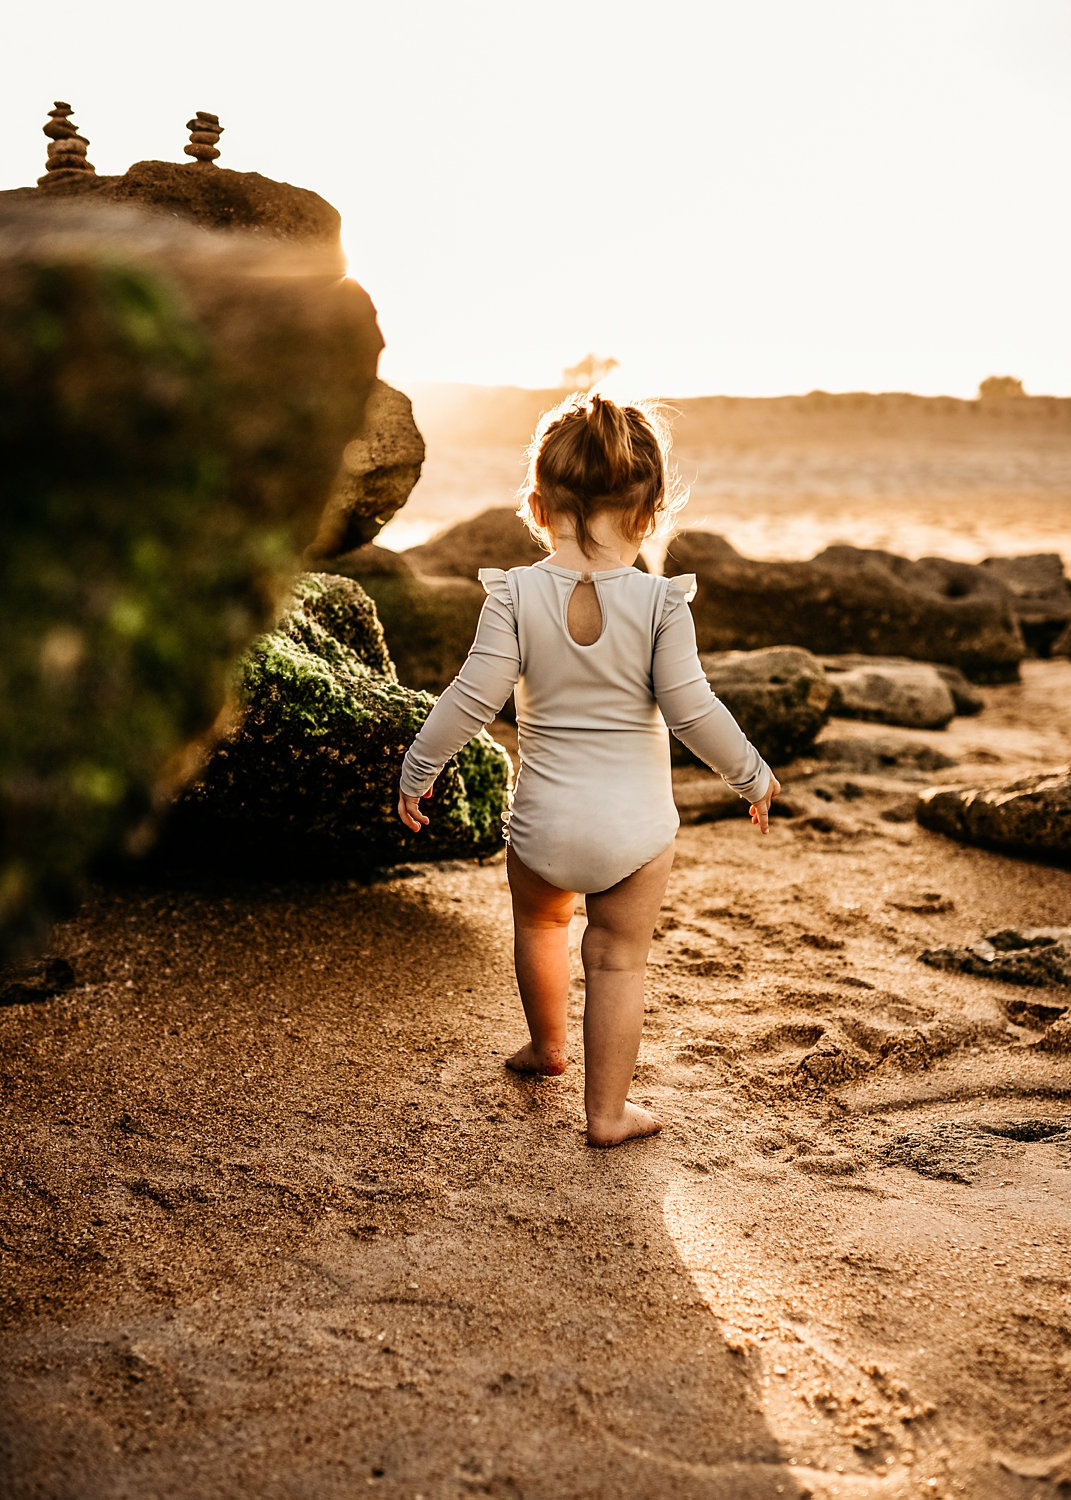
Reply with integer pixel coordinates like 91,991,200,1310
517,392,686,556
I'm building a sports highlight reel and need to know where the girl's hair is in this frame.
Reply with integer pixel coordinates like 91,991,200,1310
516,392,687,556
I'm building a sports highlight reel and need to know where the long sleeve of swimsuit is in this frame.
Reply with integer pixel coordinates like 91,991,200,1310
652,583,772,804
399,589,520,798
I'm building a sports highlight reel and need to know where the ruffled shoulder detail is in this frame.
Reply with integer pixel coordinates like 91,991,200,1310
664,573,698,604
477,567,513,605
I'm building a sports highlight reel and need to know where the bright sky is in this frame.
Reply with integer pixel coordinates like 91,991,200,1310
4,1,1069,397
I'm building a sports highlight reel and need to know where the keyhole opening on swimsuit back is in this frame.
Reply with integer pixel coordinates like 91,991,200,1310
566,577,604,646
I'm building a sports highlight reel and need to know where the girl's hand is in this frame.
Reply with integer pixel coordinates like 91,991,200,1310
398,787,433,833
749,774,781,835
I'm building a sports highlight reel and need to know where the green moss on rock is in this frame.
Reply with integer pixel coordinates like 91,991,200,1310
0,201,382,960
166,573,512,869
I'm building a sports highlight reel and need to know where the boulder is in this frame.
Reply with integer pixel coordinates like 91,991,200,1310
407,506,652,579
406,507,549,576
308,381,426,557
341,570,486,695
0,199,382,959
981,553,1071,657
811,738,958,776
698,647,832,763
919,929,1071,991
327,543,416,578
917,767,1071,864
164,573,512,869
6,158,345,256
664,533,1025,683
819,654,983,716
822,660,957,730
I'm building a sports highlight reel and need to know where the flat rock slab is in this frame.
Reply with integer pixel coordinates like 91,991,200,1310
917,766,1071,863
823,659,957,729
820,653,984,716
811,736,958,776
919,927,1071,990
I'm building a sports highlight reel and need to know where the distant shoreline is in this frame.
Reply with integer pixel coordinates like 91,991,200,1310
402,382,1071,452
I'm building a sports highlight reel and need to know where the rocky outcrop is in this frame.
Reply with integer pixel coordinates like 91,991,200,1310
406,507,547,577
346,572,486,694
917,768,1071,864
698,647,832,763
822,659,957,730
6,111,343,252
919,929,1071,992
664,533,1025,683
165,574,511,868
308,381,426,558
980,553,1071,657
0,199,383,958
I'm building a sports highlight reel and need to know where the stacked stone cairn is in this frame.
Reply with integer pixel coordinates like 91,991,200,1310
37,101,95,185
184,111,223,164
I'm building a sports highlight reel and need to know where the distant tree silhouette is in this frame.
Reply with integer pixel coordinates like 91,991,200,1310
978,375,1025,399
561,353,619,391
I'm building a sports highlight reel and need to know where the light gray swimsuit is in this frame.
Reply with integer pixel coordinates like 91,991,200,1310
400,563,772,894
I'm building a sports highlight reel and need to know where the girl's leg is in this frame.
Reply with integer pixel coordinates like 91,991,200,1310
582,842,674,1146
505,845,577,1075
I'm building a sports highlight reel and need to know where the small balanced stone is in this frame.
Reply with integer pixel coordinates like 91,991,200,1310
184,110,223,164
37,100,95,184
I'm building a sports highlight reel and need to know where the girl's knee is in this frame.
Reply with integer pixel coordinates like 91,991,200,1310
582,922,648,973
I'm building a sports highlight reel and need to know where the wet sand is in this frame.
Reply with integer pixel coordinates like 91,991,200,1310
1,663,1070,1498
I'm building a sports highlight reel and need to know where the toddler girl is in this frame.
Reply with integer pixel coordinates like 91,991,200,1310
397,394,779,1147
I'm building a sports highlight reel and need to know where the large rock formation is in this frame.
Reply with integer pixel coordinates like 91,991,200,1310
0,200,382,958
917,768,1071,864
308,381,426,558
980,554,1071,658
698,647,832,763
6,105,343,254
664,533,1025,683
164,574,511,868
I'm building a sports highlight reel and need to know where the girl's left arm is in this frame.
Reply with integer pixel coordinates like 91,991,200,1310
397,590,520,825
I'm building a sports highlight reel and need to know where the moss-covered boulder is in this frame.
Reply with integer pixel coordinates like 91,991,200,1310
0,201,382,958
332,568,487,695
164,574,512,869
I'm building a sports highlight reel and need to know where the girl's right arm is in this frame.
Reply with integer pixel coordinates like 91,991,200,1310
398,583,520,824
652,579,775,811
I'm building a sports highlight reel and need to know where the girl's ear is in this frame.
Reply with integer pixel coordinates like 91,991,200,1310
529,488,549,529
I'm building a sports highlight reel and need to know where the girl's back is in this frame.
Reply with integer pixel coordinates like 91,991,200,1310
491,563,674,734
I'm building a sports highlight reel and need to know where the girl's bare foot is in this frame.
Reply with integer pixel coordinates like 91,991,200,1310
585,1101,662,1148
505,1042,568,1077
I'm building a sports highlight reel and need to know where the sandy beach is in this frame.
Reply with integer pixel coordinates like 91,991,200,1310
2,660,1069,1499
